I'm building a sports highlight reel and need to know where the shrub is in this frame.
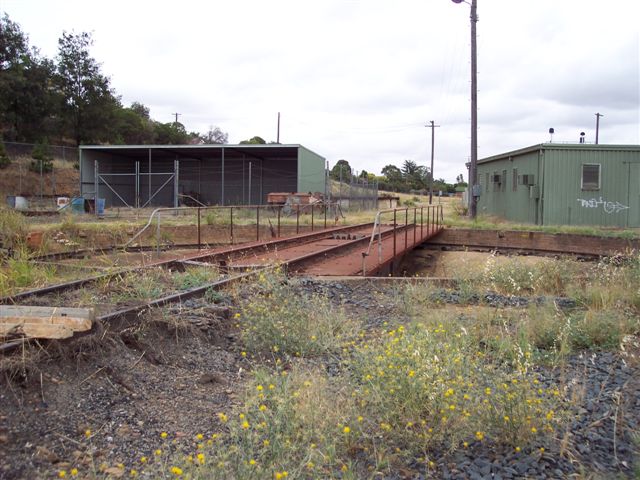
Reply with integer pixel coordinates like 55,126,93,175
0,140,10,169
237,270,359,358
172,266,220,290
0,208,29,252
348,321,562,451
29,139,53,173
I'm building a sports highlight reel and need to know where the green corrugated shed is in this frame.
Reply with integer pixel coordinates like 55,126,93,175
476,144,640,227
297,146,326,194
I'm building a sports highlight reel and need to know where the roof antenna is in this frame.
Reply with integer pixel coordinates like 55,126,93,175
548,127,554,143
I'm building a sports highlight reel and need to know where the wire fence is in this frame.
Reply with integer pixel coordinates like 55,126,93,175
3,141,79,162
329,178,378,211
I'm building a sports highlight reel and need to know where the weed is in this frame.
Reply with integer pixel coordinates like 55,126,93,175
111,268,167,302
0,208,29,253
172,266,219,290
204,288,227,304
0,247,55,294
237,270,360,358
479,254,573,296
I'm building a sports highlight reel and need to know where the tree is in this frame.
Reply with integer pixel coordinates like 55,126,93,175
329,159,352,182
401,160,428,191
239,136,266,144
200,126,228,144
0,14,58,142
153,121,191,144
0,139,10,169
56,31,120,145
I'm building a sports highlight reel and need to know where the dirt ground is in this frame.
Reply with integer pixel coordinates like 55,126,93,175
2,249,638,479
1,301,244,479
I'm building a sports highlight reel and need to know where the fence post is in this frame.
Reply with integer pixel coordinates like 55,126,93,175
393,209,397,258
256,206,260,242
420,207,424,238
311,204,314,232
413,208,417,245
296,208,300,234
230,207,234,244
277,206,281,238
404,208,408,250
156,212,161,257
324,203,327,229
427,207,430,236
197,207,201,250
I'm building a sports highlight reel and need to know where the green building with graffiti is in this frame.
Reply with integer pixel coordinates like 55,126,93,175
475,144,640,227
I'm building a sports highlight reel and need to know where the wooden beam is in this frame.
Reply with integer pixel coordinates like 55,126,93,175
0,306,94,331
0,323,74,339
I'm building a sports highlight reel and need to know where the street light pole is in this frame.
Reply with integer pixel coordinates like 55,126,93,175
469,0,478,219
452,0,478,219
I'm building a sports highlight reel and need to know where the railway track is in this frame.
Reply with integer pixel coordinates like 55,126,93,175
1,206,445,350
1,223,375,306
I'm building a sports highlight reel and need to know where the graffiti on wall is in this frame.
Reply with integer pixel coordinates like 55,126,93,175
577,197,629,214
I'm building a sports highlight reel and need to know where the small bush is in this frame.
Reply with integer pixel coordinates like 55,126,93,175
0,248,55,294
237,270,359,358
480,255,573,296
569,310,639,350
0,208,29,252
29,139,53,173
172,266,219,290
0,140,10,169
349,321,562,451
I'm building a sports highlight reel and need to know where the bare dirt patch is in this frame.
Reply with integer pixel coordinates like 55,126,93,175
0,302,244,479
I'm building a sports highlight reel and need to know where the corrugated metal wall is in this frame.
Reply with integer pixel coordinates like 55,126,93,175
81,147,303,207
543,147,640,227
477,150,540,223
476,145,640,227
297,146,326,194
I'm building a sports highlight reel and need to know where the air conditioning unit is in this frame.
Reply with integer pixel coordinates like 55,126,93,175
519,174,535,186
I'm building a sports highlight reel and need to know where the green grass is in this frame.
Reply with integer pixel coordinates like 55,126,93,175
445,211,640,239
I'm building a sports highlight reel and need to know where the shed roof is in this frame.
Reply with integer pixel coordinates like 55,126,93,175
79,144,324,161
477,143,640,165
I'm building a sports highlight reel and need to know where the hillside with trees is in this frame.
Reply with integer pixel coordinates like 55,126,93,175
329,159,466,195
0,13,227,147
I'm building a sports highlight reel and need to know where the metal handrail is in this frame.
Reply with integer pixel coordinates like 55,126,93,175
361,205,443,276
123,203,343,255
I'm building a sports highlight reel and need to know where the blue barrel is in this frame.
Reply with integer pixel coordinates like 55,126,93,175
96,198,106,216
71,197,85,214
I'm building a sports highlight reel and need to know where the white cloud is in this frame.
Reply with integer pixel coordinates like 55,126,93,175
2,0,638,181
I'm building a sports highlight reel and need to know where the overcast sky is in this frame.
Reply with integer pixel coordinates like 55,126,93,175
2,0,639,181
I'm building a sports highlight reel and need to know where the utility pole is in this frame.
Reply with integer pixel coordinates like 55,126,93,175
595,113,603,144
172,112,181,124
277,112,281,143
469,0,478,219
426,120,440,205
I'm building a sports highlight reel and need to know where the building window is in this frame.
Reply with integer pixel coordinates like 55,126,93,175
512,168,518,191
502,170,507,192
581,164,600,190
485,172,489,192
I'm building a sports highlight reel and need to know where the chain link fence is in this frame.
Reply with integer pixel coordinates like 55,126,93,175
330,177,378,211
3,141,79,162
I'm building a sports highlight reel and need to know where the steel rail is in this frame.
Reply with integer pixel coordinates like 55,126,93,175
0,223,374,305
